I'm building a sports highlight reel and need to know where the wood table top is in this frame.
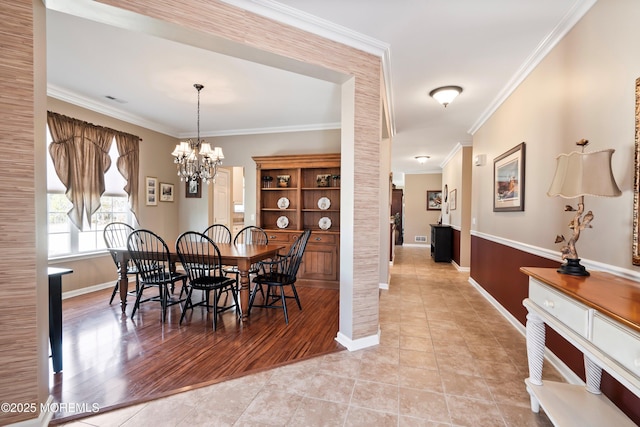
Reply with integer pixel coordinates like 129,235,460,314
521,267,640,333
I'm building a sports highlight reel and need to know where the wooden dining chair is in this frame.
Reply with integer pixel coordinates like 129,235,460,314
127,229,188,321
223,225,268,278
103,222,140,304
249,229,311,324
176,231,239,330
203,224,232,244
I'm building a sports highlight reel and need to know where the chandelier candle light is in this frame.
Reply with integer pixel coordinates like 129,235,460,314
547,139,621,276
171,83,224,184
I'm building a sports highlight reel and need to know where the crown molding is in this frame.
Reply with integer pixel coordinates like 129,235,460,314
468,0,598,135
49,84,341,139
440,141,472,168
47,84,179,137
220,0,395,135
182,122,341,139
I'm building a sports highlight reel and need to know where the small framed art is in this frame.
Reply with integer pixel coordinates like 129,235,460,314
493,142,526,212
185,178,202,198
145,176,158,206
427,190,442,210
159,183,174,202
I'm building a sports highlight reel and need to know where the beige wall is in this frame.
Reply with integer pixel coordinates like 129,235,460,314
473,0,639,273
404,173,442,245
442,145,472,267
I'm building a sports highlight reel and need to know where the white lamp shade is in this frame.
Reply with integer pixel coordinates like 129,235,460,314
429,86,463,107
212,147,224,160
199,142,214,157
547,149,622,198
171,141,191,157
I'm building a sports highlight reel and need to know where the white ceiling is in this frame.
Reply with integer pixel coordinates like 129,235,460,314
45,0,591,186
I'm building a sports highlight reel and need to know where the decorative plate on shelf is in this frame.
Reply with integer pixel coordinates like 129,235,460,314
318,217,332,230
277,216,289,229
317,197,331,210
277,197,290,209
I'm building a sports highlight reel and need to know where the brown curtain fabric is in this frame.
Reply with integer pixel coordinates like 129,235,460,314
47,111,115,230
114,132,140,223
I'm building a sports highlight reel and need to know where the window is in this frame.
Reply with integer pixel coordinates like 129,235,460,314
47,130,132,257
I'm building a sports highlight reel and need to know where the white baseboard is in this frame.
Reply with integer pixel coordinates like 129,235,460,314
61,279,132,300
335,329,380,351
451,260,470,272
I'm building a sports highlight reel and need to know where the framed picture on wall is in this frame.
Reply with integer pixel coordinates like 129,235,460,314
159,183,174,202
185,178,202,198
450,189,457,210
145,176,158,206
493,142,526,212
426,190,442,210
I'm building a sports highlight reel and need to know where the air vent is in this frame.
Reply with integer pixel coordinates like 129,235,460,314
104,95,128,104
415,236,427,242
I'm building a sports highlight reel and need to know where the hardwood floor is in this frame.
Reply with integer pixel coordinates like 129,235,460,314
50,283,342,424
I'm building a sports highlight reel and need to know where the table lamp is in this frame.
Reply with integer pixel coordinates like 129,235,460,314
547,139,621,276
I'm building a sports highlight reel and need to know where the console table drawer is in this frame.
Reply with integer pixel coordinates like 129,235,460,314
593,313,640,377
529,278,590,337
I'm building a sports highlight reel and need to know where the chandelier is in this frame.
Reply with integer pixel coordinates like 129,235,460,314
171,83,224,184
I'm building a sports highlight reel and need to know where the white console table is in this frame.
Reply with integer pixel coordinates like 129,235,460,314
521,267,640,427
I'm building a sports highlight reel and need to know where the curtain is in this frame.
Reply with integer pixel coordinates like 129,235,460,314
47,111,114,230
115,132,140,223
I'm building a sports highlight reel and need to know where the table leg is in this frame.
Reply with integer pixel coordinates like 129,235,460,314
48,275,63,373
117,253,130,314
585,355,603,394
237,258,251,321
525,310,545,413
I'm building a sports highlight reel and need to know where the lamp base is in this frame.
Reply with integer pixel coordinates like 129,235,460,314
557,258,590,276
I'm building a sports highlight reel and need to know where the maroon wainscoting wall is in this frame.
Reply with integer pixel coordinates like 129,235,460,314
452,228,461,266
470,235,640,424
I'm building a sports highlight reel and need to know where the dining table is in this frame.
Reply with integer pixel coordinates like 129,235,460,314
108,242,284,320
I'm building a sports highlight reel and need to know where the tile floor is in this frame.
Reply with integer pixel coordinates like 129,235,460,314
60,246,557,426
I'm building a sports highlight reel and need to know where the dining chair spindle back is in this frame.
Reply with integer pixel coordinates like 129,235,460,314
127,229,188,321
176,231,239,330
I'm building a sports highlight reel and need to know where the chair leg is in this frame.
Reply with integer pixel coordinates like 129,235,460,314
109,281,119,305
230,284,240,318
180,287,194,325
160,284,168,322
291,283,302,310
280,285,289,324
212,286,220,330
248,283,261,315
131,285,145,318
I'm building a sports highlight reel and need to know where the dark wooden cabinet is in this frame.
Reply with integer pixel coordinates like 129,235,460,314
430,224,452,262
253,153,340,288
391,189,403,245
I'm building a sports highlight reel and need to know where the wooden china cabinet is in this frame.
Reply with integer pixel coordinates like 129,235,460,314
253,153,340,289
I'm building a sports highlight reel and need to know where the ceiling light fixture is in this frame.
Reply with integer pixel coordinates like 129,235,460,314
415,155,430,164
429,85,463,108
171,83,224,184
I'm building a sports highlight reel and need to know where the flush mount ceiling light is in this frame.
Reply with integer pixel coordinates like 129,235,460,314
429,85,463,108
415,156,430,164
